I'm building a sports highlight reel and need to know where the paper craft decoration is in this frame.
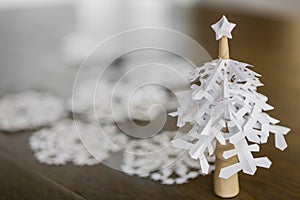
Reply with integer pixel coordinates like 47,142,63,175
0,91,66,132
170,15,290,198
29,120,128,165
71,78,176,123
30,119,214,184
122,130,215,185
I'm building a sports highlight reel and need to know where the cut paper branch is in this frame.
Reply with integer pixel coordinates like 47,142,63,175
170,15,290,198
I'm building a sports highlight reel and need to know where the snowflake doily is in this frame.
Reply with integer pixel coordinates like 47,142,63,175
71,78,177,122
0,91,67,132
127,84,176,121
121,54,196,90
121,131,215,185
29,119,214,184
71,79,126,122
29,120,128,165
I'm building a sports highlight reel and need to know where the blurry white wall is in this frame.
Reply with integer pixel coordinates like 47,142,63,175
199,0,300,18
1,0,299,98
62,0,174,65
0,0,71,10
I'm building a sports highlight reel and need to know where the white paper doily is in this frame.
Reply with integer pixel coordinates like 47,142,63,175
29,119,214,184
0,91,67,132
29,120,128,166
121,131,215,185
71,78,177,122
121,56,194,90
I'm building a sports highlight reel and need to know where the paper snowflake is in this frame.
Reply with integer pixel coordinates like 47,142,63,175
29,120,128,165
121,131,215,184
0,91,66,132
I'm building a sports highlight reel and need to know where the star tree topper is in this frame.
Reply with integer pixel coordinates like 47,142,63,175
211,15,236,40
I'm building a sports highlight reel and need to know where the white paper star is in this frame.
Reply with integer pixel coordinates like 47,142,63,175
211,15,236,40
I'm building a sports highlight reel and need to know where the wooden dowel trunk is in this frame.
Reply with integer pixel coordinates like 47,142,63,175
213,37,240,198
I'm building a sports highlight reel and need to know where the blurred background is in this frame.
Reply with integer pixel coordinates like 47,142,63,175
0,0,300,99
0,0,299,199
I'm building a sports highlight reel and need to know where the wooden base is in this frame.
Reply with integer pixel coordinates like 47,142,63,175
214,141,239,198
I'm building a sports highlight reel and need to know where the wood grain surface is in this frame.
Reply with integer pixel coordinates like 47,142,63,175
0,4,299,200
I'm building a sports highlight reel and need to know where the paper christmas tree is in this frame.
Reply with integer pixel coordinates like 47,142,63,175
170,15,290,198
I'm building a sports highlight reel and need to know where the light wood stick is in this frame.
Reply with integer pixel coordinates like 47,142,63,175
214,140,239,198
213,37,239,198
218,37,230,59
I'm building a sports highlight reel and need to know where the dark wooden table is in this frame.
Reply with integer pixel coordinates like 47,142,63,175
0,4,299,200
